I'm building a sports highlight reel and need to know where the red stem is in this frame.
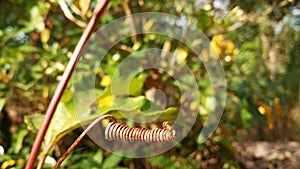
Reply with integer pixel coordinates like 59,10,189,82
25,1,110,168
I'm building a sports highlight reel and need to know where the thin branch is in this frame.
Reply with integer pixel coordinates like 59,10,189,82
58,0,87,28
122,0,140,46
114,44,134,53
52,115,117,169
25,0,110,168
65,0,83,17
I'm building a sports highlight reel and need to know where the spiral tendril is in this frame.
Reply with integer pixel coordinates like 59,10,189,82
105,121,175,143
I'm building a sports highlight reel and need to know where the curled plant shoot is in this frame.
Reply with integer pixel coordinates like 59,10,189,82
52,115,175,169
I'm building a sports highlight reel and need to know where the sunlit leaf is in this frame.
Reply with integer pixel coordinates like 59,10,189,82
24,114,44,132
146,107,178,121
25,93,179,158
24,102,80,155
0,98,5,111
44,102,79,149
29,6,45,31
176,46,188,63
100,77,145,98
60,90,73,103
18,45,41,53
1,159,22,169
79,0,91,15
144,19,154,32
41,28,51,44
98,95,114,107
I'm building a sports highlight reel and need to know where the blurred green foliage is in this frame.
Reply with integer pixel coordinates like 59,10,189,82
0,0,300,168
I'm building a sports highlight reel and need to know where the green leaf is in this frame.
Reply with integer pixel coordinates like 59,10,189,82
128,77,144,96
112,96,147,111
24,102,80,155
147,155,173,167
92,150,103,165
43,102,79,149
60,90,73,103
13,128,28,154
241,108,253,128
0,98,6,111
24,94,178,158
102,154,123,169
18,45,41,53
24,114,44,132
8,126,29,154
23,96,147,156
96,96,178,122
144,107,178,122
29,6,45,31
101,77,145,98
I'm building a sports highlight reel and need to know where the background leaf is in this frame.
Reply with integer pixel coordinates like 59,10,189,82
0,98,6,111
101,154,123,169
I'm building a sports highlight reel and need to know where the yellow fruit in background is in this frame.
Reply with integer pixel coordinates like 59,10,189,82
211,40,222,56
176,46,188,63
211,34,225,57
41,28,51,44
211,34,235,62
100,75,111,86
212,34,225,47
226,41,235,56
258,106,266,115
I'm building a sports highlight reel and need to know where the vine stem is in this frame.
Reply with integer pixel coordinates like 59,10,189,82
25,0,110,168
52,115,117,169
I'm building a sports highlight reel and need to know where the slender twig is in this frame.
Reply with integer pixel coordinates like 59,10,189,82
25,0,110,168
122,0,140,45
52,115,117,169
58,0,87,28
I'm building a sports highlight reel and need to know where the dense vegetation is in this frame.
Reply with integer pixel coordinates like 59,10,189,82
0,0,299,168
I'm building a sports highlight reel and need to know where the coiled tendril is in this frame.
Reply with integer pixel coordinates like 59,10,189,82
105,121,175,143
